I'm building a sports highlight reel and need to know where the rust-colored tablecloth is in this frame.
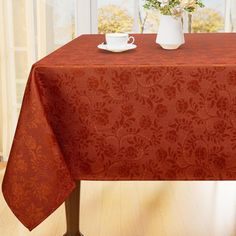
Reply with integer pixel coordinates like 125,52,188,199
2,34,236,230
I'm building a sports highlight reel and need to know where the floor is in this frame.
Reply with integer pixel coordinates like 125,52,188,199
0,166,236,236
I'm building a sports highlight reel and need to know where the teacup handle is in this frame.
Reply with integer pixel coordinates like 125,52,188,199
128,36,135,45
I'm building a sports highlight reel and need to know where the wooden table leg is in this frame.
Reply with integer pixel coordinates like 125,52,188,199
63,181,84,236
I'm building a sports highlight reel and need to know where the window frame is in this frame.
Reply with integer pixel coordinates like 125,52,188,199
76,0,98,35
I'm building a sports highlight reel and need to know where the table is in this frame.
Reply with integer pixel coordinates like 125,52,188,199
2,34,236,235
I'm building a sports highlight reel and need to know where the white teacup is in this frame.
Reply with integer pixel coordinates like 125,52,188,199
105,33,135,49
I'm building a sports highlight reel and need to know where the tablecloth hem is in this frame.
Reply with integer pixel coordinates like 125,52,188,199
2,180,76,231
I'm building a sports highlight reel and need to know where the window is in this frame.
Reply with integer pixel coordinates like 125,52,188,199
98,0,140,33
191,0,225,33
97,0,236,33
38,0,77,56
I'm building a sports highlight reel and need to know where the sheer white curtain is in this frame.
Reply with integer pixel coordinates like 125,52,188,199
1,0,19,161
0,0,97,161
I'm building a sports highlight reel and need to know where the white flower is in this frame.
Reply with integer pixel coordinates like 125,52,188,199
158,0,169,7
171,6,183,16
180,0,197,8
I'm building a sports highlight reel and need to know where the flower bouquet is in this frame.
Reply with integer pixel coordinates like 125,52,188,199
144,0,204,17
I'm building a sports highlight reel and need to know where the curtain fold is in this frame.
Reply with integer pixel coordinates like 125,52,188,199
0,0,77,161
0,0,18,161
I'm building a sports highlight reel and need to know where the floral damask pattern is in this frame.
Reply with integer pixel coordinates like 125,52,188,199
2,34,236,230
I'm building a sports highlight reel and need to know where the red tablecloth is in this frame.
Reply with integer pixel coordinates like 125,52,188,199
2,34,236,230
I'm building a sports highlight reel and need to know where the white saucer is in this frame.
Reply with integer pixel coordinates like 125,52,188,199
97,43,137,53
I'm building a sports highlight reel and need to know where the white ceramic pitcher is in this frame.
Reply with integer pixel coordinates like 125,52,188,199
156,15,185,50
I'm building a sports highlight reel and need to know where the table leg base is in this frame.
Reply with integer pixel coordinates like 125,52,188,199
63,232,84,236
